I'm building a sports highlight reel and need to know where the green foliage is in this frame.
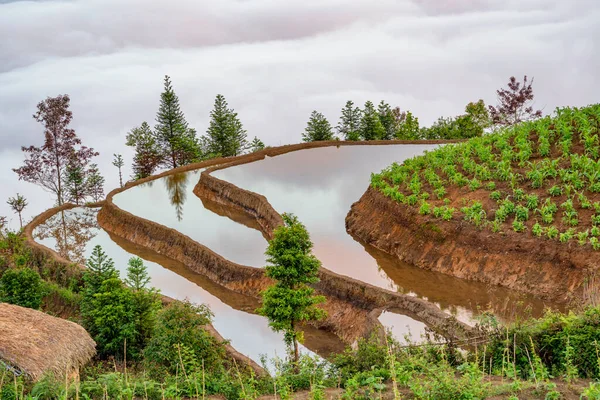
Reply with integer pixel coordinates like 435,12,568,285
336,100,362,141
125,121,163,179
249,136,265,152
486,307,600,380
394,109,421,140
258,213,326,364
125,257,161,359
83,276,136,358
144,300,227,374
377,101,396,140
81,246,138,359
302,111,335,142
359,101,385,140
205,94,248,157
0,267,44,309
154,75,200,168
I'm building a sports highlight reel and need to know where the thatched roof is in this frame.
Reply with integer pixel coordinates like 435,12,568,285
0,303,96,381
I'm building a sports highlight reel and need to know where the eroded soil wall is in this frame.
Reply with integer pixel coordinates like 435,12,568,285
346,187,591,303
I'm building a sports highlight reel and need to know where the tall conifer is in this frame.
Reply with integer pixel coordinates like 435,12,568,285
336,101,362,141
359,101,385,140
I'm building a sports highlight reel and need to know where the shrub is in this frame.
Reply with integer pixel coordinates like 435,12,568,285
144,300,227,375
0,267,44,309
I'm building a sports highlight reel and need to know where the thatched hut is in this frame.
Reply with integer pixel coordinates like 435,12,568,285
0,303,96,381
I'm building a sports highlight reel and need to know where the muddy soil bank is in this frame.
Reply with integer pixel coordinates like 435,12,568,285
97,200,383,345
346,187,592,304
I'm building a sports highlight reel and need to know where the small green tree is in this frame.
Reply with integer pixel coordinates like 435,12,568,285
144,300,227,374
86,163,105,202
63,158,87,204
336,101,362,141
86,277,136,358
302,111,334,142
81,245,119,329
112,154,124,187
377,101,396,140
6,193,27,229
249,136,265,152
359,101,385,140
125,257,161,359
0,268,44,309
392,108,421,139
205,94,247,157
155,75,199,168
126,122,163,179
81,246,138,359
257,213,326,368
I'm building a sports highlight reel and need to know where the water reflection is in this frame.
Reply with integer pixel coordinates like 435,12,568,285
378,311,427,344
113,170,267,267
213,145,557,328
34,208,98,265
34,207,344,364
164,172,189,221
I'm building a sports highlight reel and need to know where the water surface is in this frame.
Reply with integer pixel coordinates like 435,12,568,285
113,170,267,267
33,208,342,365
213,145,556,324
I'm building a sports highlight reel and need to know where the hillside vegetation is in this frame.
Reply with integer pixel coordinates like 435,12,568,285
371,104,600,250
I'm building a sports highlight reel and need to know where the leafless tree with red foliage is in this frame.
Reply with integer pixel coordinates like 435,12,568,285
489,75,542,126
13,95,98,206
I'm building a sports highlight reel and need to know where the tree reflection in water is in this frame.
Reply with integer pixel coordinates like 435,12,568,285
35,208,98,265
164,172,188,221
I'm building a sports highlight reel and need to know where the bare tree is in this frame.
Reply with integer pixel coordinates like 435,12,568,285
112,154,124,188
13,95,98,205
7,193,28,228
489,75,542,126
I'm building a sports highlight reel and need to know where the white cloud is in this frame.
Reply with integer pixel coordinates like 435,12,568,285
0,0,598,226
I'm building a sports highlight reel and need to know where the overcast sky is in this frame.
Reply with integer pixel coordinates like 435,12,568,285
0,0,598,228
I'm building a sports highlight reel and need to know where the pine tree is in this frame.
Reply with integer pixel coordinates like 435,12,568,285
112,154,124,187
249,136,265,152
301,111,335,142
377,101,396,140
336,101,362,141
258,213,326,370
63,157,87,205
126,122,163,180
359,101,385,140
205,94,247,157
226,110,248,156
86,245,118,283
125,257,151,290
154,75,198,168
86,163,105,202
81,245,120,332
125,257,161,358
205,94,230,157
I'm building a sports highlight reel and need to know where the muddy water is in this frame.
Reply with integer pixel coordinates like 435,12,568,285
33,208,343,365
113,170,267,267
213,145,556,328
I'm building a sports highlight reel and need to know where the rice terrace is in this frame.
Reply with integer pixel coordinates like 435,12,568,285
1,2,600,398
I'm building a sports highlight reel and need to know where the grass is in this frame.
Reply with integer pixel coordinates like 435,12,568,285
371,104,600,249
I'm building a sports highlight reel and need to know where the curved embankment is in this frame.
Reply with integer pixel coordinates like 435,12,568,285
191,140,474,342
346,187,592,304
23,203,265,376
98,196,383,345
